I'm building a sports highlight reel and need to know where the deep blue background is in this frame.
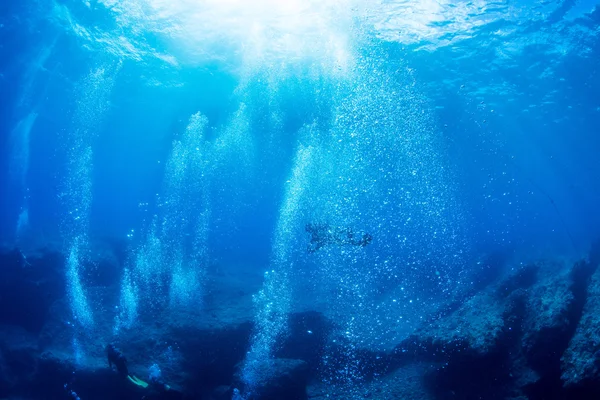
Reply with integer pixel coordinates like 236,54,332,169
1,0,599,270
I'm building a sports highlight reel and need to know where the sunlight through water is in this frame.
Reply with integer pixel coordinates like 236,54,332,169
50,0,596,71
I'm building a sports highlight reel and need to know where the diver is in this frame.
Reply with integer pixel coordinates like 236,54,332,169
106,344,181,399
305,223,373,253
106,344,129,378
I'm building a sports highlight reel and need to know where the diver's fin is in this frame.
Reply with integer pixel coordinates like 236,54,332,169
127,375,149,388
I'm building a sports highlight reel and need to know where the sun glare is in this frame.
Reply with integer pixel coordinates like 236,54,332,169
96,0,357,73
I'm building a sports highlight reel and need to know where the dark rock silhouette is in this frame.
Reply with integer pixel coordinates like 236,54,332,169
232,358,309,400
3,240,600,399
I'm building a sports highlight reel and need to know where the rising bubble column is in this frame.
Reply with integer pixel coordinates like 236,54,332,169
63,65,117,334
241,144,314,395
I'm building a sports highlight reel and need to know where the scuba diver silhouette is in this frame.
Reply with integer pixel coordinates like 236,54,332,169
106,344,180,399
106,344,131,379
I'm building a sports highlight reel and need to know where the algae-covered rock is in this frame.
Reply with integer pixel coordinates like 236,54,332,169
234,358,310,400
307,362,435,400
521,261,578,373
561,265,600,387
413,290,507,356
396,263,535,360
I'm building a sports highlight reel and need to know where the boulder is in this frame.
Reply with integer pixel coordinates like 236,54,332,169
307,362,435,400
395,269,529,361
520,260,582,375
561,264,600,387
234,358,310,400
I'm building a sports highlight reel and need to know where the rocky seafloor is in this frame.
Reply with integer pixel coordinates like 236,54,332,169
1,241,600,400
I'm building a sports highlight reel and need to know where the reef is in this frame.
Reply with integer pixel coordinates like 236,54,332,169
1,241,600,399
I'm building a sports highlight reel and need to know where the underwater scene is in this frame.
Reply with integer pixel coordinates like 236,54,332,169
1,1,600,399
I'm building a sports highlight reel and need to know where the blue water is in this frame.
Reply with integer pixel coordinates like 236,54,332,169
1,0,599,397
